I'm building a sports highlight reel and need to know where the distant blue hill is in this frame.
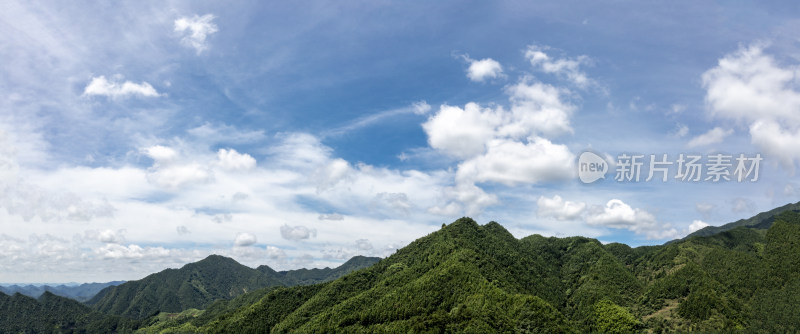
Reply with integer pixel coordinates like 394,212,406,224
0,281,125,302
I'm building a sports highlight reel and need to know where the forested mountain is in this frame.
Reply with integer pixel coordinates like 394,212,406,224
684,200,800,238
87,254,380,320
0,281,125,302
0,291,137,333
150,212,800,333
5,206,800,332
258,255,380,286
87,254,281,319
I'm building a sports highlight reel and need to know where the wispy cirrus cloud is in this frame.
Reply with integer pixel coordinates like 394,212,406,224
174,14,218,54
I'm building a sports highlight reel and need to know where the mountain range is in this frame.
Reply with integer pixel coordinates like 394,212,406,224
87,255,380,320
0,281,125,302
2,201,800,332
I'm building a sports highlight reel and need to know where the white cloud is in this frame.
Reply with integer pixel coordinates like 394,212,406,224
216,148,256,171
505,79,575,137
83,76,160,98
422,103,500,159
174,14,218,54
265,245,287,260
85,229,125,244
464,57,504,82
688,220,709,233
456,137,575,186
586,199,654,228
147,162,212,189
143,145,213,189
315,158,353,191
280,224,317,241
234,232,257,247
525,45,593,87
412,101,432,115
94,243,170,260
749,120,800,170
702,44,800,170
144,145,177,162
687,127,733,148
421,54,580,215
537,195,586,220
323,102,434,138
586,199,678,240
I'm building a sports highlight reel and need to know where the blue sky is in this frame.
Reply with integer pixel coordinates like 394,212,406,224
2,0,800,283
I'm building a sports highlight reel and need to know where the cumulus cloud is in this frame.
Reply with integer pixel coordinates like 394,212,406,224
83,76,160,98
234,232,257,247
265,245,287,260
537,195,586,220
85,229,125,244
687,127,733,148
216,148,256,171
456,137,575,186
702,44,800,170
463,56,504,82
280,224,317,241
94,243,170,260
422,103,500,159
144,145,177,162
143,145,213,189
147,162,212,189
0,181,115,222
586,199,678,239
421,52,581,215
505,79,575,137
688,220,709,233
525,45,593,88
174,14,218,54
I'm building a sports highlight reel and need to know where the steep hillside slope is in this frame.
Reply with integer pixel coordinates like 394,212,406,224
185,213,800,333
88,255,279,319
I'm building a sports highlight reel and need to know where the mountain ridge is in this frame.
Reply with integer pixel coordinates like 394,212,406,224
682,200,800,239
0,281,125,302
87,254,380,319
